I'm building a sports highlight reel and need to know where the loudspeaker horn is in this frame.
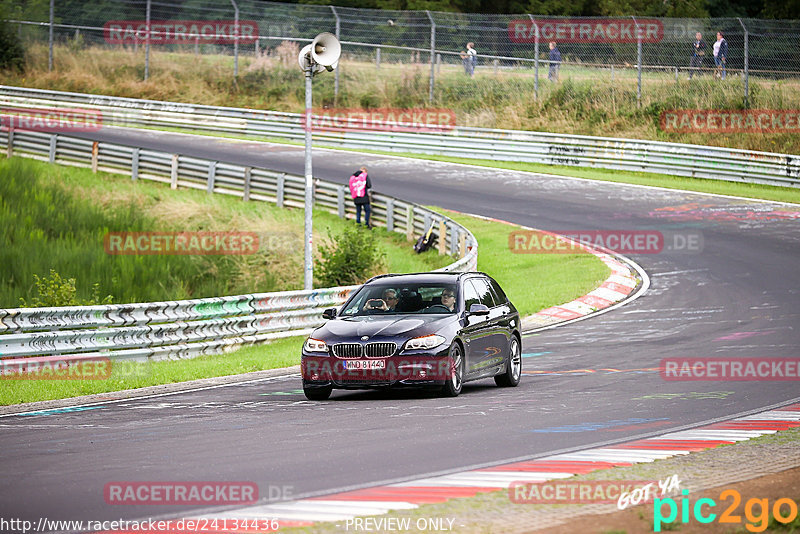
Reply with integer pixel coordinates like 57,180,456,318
311,32,341,68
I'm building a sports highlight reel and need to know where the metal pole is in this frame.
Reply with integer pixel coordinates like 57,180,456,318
303,61,314,290
376,46,381,69
230,0,239,77
426,10,435,103
48,0,54,72
331,6,340,100
632,16,641,106
528,14,538,100
738,18,749,107
144,0,151,81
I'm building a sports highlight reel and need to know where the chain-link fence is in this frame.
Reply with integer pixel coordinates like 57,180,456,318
6,0,800,109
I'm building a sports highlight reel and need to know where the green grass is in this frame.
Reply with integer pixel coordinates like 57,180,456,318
441,209,611,317
1,199,609,405
0,156,451,307
0,336,303,405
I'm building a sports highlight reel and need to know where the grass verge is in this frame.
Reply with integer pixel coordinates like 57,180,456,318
1,205,609,405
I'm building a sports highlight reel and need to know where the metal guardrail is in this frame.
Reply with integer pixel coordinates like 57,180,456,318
1,85,798,188
0,128,477,363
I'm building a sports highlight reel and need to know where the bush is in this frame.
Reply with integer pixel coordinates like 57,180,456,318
0,14,25,72
19,270,114,308
316,226,386,287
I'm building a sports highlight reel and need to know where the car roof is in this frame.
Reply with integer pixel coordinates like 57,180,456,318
364,272,489,286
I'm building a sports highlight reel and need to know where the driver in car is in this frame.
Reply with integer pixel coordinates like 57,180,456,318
440,289,456,311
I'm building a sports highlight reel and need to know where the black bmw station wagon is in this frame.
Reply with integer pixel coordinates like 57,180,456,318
301,272,522,400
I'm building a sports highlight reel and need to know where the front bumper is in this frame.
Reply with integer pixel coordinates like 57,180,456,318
302,350,453,389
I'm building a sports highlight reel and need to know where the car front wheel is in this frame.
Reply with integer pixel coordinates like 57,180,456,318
495,336,521,387
303,382,333,401
441,342,464,397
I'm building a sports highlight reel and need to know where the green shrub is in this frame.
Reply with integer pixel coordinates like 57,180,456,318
316,226,386,287
0,13,25,72
19,269,113,308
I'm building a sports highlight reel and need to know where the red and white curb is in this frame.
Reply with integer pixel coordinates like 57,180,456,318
197,405,800,528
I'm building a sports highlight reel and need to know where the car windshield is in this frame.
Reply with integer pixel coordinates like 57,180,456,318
341,283,458,316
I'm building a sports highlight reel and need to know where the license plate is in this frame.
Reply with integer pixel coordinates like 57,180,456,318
343,360,386,370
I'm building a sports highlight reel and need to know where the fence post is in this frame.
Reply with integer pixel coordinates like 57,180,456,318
170,154,178,189
376,46,381,69
528,15,539,100
132,148,140,181
426,10,435,103
206,161,217,193
144,0,151,81
437,53,441,73
91,141,99,173
493,59,498,75
330,6,340,101
739,18,749,107
632,16,641,107
48,0,54,72
611,64,614,82
230,0,240,78
386,198,394,232
49,134,57,163
406,205,414,241
337,186,345,218
243,166,251,200
276,172,285,207
674,66,678,82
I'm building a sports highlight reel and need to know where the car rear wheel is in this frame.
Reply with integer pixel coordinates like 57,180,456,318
495,336,521,387
441,342,464,397
303,383,333,401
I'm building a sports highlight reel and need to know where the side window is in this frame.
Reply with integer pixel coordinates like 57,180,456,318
462,280,481,311
469,279,496,308
488,278,508,305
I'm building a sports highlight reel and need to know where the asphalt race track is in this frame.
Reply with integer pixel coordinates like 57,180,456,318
2,128,799,527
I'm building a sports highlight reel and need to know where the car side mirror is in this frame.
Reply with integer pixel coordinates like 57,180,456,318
322,308,337,320
468,303,490,316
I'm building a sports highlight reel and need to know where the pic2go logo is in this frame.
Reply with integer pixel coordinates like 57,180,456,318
654,489,799,532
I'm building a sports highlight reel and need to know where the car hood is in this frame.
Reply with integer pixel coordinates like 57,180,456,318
314,314,456,340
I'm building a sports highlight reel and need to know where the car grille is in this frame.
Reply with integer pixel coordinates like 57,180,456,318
332,343,363,359
332,342,397,358
365,342,397,358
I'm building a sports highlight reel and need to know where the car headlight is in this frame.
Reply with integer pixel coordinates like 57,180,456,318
304,338,328,353
404,334,446,351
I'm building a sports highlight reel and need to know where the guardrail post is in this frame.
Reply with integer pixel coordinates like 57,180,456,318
6,125,12,158
243,166,251,201
450,227,458,256
438,219,446,255
337,186,345,218
170,154,178,189
91,141,99,173
207,161,217,193
406,205,414,241
131,148,140,181
49,134,57,163
276,173,285,208
424,212,431,235
459,231,466,257
386,198,394,232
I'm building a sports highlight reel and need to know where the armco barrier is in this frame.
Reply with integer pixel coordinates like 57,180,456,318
0,129,477,363
1,85,798,188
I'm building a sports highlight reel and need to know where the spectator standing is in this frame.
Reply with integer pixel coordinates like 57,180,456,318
713,31,728,80
460,50,470,75
466,42,477,77
348,166,372,227
688,32,706,79
548,41,561,82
